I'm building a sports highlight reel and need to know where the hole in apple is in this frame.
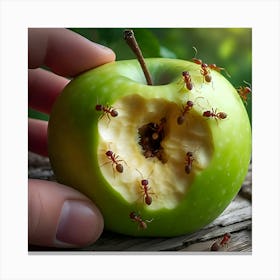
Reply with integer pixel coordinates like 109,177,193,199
138,118,167,163
97,94,214,210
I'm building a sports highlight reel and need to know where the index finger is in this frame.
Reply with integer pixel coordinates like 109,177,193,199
28,28,116,77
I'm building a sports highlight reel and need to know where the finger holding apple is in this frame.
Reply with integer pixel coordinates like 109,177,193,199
48,33,251,237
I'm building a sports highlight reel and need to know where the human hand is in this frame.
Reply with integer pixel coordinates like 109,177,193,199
28,28,116,248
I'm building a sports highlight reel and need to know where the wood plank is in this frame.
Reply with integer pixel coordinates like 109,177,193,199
28,152,252,252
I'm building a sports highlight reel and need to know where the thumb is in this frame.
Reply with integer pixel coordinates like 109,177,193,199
28,179,103,248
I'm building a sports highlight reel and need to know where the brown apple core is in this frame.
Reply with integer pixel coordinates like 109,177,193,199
138,118,167,163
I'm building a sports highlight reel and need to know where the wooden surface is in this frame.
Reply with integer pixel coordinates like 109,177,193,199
28,152,252,253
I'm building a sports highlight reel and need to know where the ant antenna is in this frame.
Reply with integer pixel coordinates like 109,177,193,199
192,46,198,57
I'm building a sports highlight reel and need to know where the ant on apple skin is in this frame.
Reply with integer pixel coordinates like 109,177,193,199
129,211,153,230
182,71,193,91
202,108,227,123
200,63,212,83
95,104,118,121
208,63,231,78
192,47,212,83
192,46,231,82
237,81,252,105
210,232,231,251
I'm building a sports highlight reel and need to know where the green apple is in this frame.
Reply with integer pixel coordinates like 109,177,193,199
48,58,251,237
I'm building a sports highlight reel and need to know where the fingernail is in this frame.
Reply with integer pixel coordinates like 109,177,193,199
56,200,102,246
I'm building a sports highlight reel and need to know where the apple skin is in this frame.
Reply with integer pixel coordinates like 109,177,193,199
48,58,251,237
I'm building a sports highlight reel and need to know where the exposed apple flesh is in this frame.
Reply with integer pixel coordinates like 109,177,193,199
48,58,251,236
98,94,213,210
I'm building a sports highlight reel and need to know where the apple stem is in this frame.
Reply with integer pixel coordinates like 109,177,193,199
124,29,153,85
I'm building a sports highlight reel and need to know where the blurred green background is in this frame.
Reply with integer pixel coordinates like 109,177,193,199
29,28,252,122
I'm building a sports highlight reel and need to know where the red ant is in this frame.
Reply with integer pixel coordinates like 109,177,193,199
177,100,194,125
200,63,212,83
192,46,203,65
182,71,193,91
95,104,118,121
203,108,227,122
237,81,251,105
192,47,212,83
129,211,152,230
136,169,156,206
192,47,231,82
139,179,154,205
104,150,124,173
210,232,231,251
185,151,195,174
183,144,202,174
220,232,231,246
208,63,231,78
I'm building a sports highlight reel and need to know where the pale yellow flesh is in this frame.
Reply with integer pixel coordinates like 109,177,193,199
97,94,213,210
